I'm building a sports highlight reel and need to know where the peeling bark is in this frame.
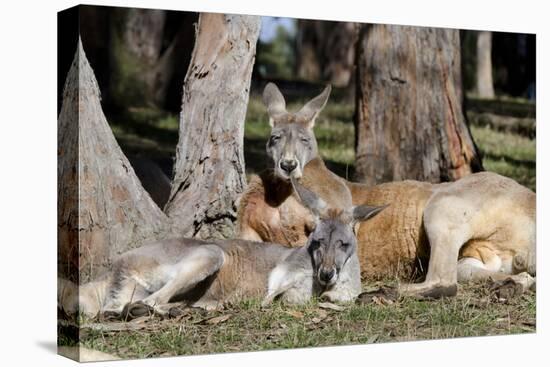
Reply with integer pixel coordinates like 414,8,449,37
164,14,261,239
354,25,482,185
58,40,168,282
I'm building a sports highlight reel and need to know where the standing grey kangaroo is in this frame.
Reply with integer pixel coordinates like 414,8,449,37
58,180,385,317
237,82,536,298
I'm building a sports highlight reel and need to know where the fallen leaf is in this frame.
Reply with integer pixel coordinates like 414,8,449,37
285,310,304,319
356,286,399,305
318,302,345,311
316,309,328,319
372,296,394,306
129,316,150,324
199,314,232,325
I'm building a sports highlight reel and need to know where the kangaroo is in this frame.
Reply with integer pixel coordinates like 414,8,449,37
58,180,385,317
237,82,536,298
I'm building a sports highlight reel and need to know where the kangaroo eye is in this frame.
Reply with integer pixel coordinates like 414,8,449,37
340,242,350,249
300,136,309,143
309,239,321,251
269,135,280,146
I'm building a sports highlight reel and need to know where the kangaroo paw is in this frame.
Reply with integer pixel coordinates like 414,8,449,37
121,301,154,321
356,286,398,305
489,272,535,301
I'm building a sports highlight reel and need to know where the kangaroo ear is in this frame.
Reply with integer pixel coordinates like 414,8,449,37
297,85,331,128
351,204,389,224
290,177,328,219
263,82,287,126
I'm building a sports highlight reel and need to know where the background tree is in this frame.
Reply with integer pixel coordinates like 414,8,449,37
354,24,483,185
295,20,357,88
164,14,261,239
256,25,296,80
476,31,495,98
108,8,167,108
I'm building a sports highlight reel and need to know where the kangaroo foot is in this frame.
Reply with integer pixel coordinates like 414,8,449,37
121,301,155,321
489,273,535,301
399,282,457,299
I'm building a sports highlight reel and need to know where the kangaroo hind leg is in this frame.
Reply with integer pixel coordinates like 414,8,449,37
141,245,225,308
399,194,471,298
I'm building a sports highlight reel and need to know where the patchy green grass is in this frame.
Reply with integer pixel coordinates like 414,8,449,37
470,125,536,191
76,282,535,360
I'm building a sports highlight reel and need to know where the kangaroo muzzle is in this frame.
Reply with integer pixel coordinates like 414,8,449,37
318,267,337,286
277,157,301,179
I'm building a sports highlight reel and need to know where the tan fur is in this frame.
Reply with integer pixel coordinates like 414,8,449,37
237,162,536,286
241,82,535,297
236,158,351,247
350,180,434,279
239,162,435,278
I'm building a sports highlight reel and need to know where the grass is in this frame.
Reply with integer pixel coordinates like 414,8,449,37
75,282,535,359
470,125,536,191
81,95,536,359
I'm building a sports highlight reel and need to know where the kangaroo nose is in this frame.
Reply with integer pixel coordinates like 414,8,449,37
319,268,336,283
280,159,298,173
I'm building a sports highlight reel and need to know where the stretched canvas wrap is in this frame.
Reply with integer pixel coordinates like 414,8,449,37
57,4,536,362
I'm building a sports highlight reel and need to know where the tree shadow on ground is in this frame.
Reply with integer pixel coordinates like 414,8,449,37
480,151,536,169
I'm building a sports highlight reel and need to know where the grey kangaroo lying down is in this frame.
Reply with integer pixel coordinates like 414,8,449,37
58,180,386,317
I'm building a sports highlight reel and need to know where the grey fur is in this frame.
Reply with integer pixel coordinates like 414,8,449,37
59,185,383,316
263,83,330,180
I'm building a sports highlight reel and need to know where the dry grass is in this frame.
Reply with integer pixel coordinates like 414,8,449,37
66,282,535,360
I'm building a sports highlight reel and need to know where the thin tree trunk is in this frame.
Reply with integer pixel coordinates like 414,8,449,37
109,8,166,108
164,13,261,239
295,20,323,81
58,40,167,282
354,25,482,185
476,31,495,98
148,12,198,110
295,20,357,88
322,22,358,88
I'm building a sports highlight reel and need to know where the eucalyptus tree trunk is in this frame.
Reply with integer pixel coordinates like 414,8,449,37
109,8,167,108
354,25,482,185
295,20,357,88
164,13,261,239
476,31,495,98
295,20,323,81
58,40,167,282
322,22,358,88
